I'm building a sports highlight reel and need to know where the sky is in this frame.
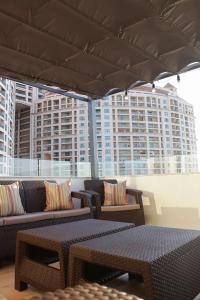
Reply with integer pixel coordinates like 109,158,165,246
156,69,200,153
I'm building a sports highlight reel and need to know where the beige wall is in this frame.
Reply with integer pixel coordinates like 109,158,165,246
111,174,200,229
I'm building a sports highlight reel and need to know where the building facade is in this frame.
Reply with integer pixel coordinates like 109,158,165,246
96,84,197,176
14,82,44,158
30,83,197,176
33,92,90,176
0,78,15,175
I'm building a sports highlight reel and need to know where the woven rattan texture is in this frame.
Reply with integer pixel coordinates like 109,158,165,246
69,226,200,300
19,219,135,247
16,220,135,291
70,225,200,261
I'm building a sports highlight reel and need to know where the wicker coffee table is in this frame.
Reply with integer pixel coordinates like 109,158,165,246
15,219,135,291
69,225,200,300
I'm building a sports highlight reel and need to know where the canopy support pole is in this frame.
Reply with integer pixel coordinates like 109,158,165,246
88,99,98,179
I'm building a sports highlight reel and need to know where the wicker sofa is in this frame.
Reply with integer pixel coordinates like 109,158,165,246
0,180,92,260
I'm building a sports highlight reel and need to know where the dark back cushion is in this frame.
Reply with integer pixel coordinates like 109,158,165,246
22,181,47,213
84,179,117,204
0,180,26,210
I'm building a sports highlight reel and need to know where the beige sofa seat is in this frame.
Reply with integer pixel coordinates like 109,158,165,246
101,204,140,212
3,212,54,226
0,218,3,226
53,207,90,219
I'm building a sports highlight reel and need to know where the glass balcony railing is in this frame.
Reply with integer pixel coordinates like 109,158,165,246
0,158,91,177
0,154,199,177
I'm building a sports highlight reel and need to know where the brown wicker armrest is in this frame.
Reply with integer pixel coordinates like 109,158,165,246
71,191,93,217
126,188,143,207
80,190,101,218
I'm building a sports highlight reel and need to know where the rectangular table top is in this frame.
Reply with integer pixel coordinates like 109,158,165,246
70,225,200,263
17,219,135,246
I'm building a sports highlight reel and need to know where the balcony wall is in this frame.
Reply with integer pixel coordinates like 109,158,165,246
108,174,200,229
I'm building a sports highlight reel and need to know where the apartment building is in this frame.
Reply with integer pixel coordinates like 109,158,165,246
31,83,197,176
96,84,197,176
0,78,15,175
14,82,44,158
34,92,90,176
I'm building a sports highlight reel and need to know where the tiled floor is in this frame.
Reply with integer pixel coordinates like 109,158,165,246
0,264,40,300
1,262,200,300
0,262,144,300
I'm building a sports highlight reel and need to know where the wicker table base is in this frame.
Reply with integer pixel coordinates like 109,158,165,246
69,225,200,300
15,219,134,291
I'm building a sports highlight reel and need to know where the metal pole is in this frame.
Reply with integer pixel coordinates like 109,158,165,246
38,159,40,176
88,99,98,179
7,77,89,102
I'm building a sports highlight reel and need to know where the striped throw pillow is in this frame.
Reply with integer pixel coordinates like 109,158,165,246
0,182,25,217
104,181,128,206
44,180,74,211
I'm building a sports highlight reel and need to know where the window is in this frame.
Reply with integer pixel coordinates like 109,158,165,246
104,129,110,134
105,149,111,154
105,156,111,161
105,136,110,140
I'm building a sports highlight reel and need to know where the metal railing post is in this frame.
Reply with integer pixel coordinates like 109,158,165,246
38,159,40,176
88,99,98,179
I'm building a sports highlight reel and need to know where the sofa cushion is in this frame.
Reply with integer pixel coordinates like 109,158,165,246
0,218,3,226
22,181,54,213
104,181,127,206
0,182,25,217
101,204,140,212
84,179,117,204
0,181,25,210
53,207,90,219
3,212,54,225
44,180,73,211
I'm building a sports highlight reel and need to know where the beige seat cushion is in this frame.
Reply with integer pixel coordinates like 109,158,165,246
27,282,140,300
53,207,90,219
101,204,140,212
0,218,3,226
3,212,54,225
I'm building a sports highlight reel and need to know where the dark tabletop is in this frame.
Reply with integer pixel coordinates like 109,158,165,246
71,225,200,262
18,219,134,244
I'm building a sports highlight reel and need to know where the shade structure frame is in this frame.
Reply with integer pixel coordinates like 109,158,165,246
0,0,199,98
